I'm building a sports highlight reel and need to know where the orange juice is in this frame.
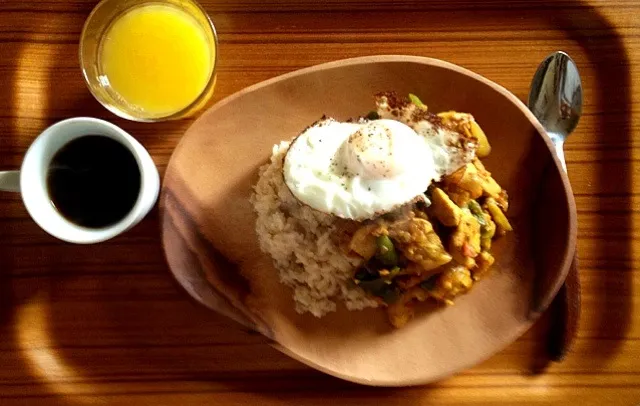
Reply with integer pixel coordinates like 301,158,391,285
99,3,214,118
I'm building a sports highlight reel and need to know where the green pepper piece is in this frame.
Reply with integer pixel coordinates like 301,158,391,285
366,111,380,120
387,266,401,280
467,199,482,215
408,93,426,109
420,274,440,291
467,200,487,227
380,285,400,304
376,235,398,266
358,278,386,294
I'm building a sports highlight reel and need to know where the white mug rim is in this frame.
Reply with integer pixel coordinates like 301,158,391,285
20,117,159,244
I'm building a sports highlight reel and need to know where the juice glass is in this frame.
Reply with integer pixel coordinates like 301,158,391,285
80,0,218,122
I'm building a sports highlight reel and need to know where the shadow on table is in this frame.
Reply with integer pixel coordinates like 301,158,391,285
0,3,190,325
0,7,98,329
538,1,633,366
0,7,31,329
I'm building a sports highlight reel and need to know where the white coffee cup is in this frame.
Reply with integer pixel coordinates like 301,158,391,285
0,117,160,244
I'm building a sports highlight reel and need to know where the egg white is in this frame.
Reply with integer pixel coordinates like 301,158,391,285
376,94,477,176
283,118,440,220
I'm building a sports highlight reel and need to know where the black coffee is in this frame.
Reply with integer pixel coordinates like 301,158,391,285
47,135,141,228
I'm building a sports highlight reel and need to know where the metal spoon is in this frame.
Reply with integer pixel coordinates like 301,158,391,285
529,51,583,168
528,51,582,361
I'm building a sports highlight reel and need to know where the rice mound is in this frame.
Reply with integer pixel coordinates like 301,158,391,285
250,141,378,317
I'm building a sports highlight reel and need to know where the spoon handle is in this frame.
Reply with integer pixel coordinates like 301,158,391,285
0,171,20,192
547,255,580,360
546,141,580,361
547,131,567,171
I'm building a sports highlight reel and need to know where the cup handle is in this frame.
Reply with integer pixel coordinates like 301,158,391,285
0,171,21,192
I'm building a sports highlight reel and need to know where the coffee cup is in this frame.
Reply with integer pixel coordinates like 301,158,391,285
0,117,159,243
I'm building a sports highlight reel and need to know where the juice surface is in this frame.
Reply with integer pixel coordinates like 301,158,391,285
99,3,214,118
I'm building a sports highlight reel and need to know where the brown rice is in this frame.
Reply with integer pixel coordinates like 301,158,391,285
250,141,378,317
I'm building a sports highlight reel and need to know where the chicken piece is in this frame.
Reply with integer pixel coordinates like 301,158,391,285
437,111,492,157
348,224,380,259
469,120,491,157
387,287,428,328
472,159,502,198
473,251,495,280
429,265,473,305
388,217,452,272
485,197,513,235
396,263,441,289
449,210,481,266
444,163,483,199
396,275,422,290
445,187,472,207
430,187,462,226
480,175,501,198
400,262,427,277
496,189,509,211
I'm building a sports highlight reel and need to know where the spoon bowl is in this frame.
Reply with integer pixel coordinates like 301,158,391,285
528,51,583,169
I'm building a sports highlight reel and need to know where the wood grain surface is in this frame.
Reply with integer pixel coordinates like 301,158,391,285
0,0,638,404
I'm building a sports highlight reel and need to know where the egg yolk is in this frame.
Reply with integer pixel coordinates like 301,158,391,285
344,120,426,180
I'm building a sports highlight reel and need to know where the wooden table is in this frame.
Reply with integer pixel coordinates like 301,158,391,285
1,0,638,404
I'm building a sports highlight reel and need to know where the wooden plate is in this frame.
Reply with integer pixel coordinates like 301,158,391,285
160,55,577,386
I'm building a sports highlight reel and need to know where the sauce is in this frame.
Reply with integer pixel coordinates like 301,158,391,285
99,3,214,118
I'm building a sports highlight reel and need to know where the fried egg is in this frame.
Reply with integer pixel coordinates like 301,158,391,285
282,94,478,221
283,118,437,220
